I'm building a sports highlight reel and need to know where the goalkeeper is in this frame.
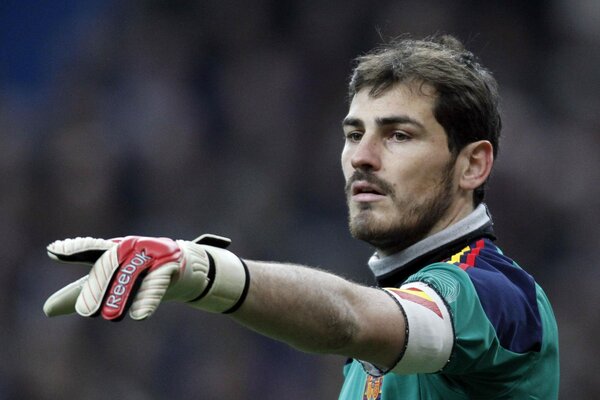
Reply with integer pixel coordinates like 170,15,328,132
43,35,559,399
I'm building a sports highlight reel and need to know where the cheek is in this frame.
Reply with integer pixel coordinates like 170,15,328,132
391,158,448,195
414,159,455,192
340,146,353,179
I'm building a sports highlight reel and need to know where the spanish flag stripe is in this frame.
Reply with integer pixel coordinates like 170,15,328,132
449,240,487,268
397,288,432,302
465,239,486,267
449,245,471,264
458,262,472,271
387,288,443,319
466,253,477,266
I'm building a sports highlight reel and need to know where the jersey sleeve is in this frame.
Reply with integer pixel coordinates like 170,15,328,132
359,265,484,377
383,282,454,375
403,263,502,375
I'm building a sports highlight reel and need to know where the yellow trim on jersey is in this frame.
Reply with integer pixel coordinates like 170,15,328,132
449,245,471,264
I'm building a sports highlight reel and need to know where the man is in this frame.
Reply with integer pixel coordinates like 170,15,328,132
43,35,559,399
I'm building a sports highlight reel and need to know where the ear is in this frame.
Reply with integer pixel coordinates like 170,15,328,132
457,140,494,191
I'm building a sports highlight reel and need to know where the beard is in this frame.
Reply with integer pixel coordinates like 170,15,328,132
345,163,455,254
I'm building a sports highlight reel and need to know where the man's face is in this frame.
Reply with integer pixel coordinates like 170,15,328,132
341,82,459,254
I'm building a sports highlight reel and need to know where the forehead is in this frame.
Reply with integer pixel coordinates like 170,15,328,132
346,82,438,122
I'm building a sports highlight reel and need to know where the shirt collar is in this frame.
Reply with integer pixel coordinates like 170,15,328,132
368,203,493,280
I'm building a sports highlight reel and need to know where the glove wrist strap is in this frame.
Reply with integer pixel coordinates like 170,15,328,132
188,245,250,313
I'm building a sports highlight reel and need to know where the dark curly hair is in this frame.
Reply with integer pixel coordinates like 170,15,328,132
348,35,501,205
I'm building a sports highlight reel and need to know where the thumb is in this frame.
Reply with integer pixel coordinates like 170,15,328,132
43,276,88,317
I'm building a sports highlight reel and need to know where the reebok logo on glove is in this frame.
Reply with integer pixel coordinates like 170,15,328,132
100,237,181,320
105,251,152,311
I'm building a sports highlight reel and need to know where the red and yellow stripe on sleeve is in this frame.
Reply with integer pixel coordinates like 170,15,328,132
386,287,443,319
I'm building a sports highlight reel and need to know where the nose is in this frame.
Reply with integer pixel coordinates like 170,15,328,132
350,135,382,171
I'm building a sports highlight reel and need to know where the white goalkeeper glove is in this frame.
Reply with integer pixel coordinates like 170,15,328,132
43,234,250,321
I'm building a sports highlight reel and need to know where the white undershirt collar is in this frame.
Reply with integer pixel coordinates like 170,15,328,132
367,203,493,279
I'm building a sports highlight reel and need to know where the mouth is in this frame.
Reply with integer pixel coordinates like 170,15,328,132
350,181,387,202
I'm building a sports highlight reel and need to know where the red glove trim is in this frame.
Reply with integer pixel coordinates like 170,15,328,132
101,236,181,320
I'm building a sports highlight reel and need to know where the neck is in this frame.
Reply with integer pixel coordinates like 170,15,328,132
376,197,475,257
368,203,493,281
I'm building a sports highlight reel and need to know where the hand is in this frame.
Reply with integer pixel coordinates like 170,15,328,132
43,234,249,321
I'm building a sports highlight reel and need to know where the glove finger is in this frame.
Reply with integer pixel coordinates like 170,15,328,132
47,237,118,265
43,276,88,317
75,245,120,317
127,263,179,321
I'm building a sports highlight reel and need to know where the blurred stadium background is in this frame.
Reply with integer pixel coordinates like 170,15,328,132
1,0,599,398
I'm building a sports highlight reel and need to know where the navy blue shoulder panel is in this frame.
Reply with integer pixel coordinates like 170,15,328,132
459,239,542,353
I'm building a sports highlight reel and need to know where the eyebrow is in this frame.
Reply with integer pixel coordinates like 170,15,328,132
342,115,424,129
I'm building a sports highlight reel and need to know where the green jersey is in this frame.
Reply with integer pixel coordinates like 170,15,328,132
339,206,559,399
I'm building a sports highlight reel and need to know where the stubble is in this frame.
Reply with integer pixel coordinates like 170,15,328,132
345,163,455,254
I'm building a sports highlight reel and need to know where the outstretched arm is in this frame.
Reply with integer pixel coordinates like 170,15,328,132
44,235,453,373
233,260,406,369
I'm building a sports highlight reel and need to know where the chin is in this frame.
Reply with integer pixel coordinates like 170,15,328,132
348,208,438,253
349,210,393,243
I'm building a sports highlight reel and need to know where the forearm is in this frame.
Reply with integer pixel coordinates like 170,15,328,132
231,260,406,368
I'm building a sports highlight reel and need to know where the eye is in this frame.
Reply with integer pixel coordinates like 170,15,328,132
345,131,364,142
391,131,410,142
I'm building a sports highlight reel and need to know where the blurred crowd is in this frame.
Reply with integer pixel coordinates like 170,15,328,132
1,0,599,398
